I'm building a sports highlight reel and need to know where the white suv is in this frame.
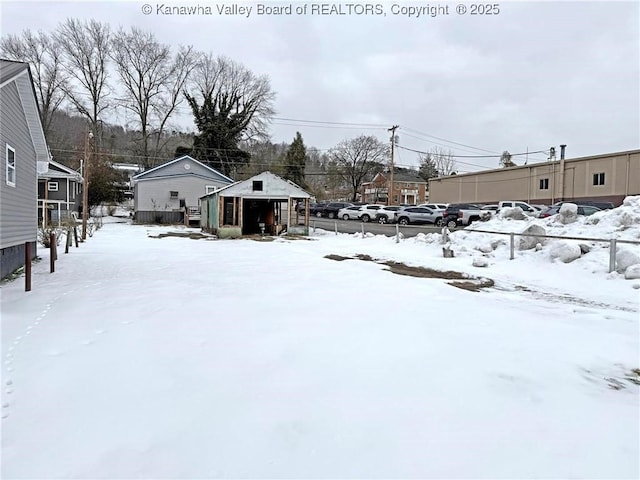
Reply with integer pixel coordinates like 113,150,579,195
359,204,384,222
418,203,448,210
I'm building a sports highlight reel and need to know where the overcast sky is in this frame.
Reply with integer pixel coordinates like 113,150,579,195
2,1,638,171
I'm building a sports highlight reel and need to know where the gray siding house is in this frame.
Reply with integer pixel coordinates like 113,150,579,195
38,159,83,226
0,59,49,279
132,155,233,224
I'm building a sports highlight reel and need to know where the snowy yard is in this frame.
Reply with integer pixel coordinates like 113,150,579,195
2,202,639,479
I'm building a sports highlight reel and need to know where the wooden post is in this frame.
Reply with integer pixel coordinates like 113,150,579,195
65,228,71,254
50,233,56,273
73,226,79,247
25,242,31,292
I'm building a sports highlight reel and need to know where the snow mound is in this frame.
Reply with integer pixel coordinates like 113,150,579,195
549,240,582,263
622,195,640,207
499,207,527,220
585,196,640,231
624,264,640,280
558,203,578,224
472,256,489,267
519,224,546,250
616,248,640,272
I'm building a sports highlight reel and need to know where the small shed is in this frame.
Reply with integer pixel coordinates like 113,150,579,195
201,171,312,238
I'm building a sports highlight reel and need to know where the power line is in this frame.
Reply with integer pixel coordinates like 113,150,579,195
396,144,548,159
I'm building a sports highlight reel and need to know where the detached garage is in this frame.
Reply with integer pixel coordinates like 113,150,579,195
201,171,311,238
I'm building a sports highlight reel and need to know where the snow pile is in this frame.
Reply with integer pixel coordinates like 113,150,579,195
558,202,578,224
616,247,640,272
585,195,640,232
499,206,527,220
549,240,582,263
458,196,640,278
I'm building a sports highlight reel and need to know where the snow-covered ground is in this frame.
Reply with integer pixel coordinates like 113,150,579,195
1,200,639,478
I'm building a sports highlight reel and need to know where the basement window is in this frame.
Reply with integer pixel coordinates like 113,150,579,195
252,181,263,191
539,178,549,190
48,181,59,192
593,172,605,186
170,190,179,198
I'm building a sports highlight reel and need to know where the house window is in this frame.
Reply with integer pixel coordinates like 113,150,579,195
205,185,216,194
170,190,179,198
252,180,263,191
593,172,605,186
539,178,549,190
6,144,15,187
48,181,58,192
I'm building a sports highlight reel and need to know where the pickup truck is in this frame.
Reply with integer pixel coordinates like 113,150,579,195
442,203,492,228
498,201,540,216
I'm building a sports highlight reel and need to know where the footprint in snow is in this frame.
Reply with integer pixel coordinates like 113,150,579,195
81,339,95,346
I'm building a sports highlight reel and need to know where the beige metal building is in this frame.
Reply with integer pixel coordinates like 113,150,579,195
428,149,639,206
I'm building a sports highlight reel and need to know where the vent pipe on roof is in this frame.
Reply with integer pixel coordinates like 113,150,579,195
560,144,567,160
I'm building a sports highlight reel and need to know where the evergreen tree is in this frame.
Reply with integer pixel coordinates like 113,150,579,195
418,153,439,181
283,132,308,189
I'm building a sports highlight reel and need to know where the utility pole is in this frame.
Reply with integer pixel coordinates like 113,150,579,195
388,125,399,205
81,131,93,240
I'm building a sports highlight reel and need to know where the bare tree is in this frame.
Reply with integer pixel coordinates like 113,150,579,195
184,53,276,175
55,18,111,143
431,146,456,176
111,27,197,166
0,29,67,136
330,135,389,202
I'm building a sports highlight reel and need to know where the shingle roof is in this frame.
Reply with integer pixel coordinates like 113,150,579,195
0,59,29,85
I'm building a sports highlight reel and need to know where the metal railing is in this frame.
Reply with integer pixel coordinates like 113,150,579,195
311,221,640,273
467,228,640,273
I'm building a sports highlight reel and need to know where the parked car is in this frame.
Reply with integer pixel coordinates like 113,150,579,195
441,203,485,228
418,203,448,210
394,207,444,226
553,200,615,210
359,204,385,222
481,204,499,212
498,200,540,216
307,202,329,216
338,205,363,220
540,205,602,218
320,202,353,219
375,206,403,224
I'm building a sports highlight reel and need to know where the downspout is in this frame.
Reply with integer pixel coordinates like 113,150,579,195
626,152,630,196
559,144,566,201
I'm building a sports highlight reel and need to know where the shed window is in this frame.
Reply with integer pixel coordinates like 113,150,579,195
48,181,58,191
170,190,179,198
6,144,15,187
539,178,549,190
593,172,605,186
252,180,263,191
